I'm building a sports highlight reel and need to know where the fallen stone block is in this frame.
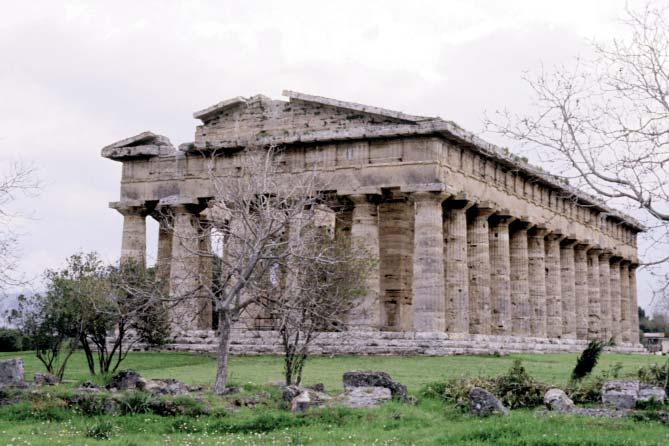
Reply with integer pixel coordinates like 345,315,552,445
469,387,509,417
0,359,24,387
544,388,575,412
342,371,408,401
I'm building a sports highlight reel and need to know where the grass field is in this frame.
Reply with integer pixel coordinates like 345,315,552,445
0,351,667,445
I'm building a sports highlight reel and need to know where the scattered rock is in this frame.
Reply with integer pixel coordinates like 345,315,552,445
307,383,325,393
342,371,408,402
143,378,189,396
76,381,102,393
469,387,509,417
343,386,392,408
544,388,575,412
220,386,240,395
107,370,146,391
0,359,24,387
638,383,667,405
34,373,59,386
290,389,331,413
233,391,272,408
281,385,303,402
602,380,666,409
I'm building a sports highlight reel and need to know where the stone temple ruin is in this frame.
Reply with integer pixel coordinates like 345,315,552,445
102,90,645,354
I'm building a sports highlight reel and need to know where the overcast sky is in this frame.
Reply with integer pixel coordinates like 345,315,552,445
2,0,658,309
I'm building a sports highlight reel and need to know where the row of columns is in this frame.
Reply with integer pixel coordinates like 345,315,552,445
115,190,640,343
344,191,640,344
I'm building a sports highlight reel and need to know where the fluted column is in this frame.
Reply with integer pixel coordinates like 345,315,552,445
545,232,564,338
197,217,213,329
443,197,472,333
559,239,577,339
510,220,532,336
349,194,381,330
169,205,202,332
528,226,548,337
587,248,602,339
412,192,448,332
609,256,622,343
574,243,590,340
116,204,147,267
467,204,495,334
619,261,632,343
489,212,514,335
599,251,613,341
629,264,640,344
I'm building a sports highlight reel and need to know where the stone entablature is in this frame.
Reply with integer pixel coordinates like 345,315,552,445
103,90,644,351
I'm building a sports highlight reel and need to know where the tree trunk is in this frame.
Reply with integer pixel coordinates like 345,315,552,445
214,311,233,394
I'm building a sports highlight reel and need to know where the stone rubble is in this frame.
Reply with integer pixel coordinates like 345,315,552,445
468,387,509,416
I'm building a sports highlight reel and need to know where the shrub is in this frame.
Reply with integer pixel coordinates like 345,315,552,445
0,328,31,352
118,391,153,415
69,393,117,416
86,419,116,440
420,360,547,410
638,360,669,393
571,340,606,382
568,363,622,404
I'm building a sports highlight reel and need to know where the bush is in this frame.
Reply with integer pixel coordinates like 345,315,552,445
118,391,153,415
68,393,117,416
571,340,606,382
567,363,622,404
638,360,669,393
86,419,116,440
420,360,548,410
0,328,31,352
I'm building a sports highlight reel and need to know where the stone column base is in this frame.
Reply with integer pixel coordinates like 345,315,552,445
154,330,648,355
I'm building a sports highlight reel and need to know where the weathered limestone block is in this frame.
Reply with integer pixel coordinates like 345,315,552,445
587,248,602,339
489,213,514,335
342,371,408,401
0,359,24,386
510,221,532,336
528,226,548,337
412,192,447,332
349,194,381,330
609,257,622,344
444,199,472,334
599,251,613,341
560,239,577,339
467,204,495,335
544,388,575,412
544,233,564,339
574,244,590,340
619,262,632,343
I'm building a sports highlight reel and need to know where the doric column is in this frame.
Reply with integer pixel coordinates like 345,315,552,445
598,251,613,341
197,217,214,329
587,247,602,339
156,217,173,285
619,261,632,343
510,220,532,336
629,263,640,344
443,196,472,333
573,243,590,340
348,194,381,330
609,256,622,343
528,226,548,337
489,212,514,335
412,191,448,332
545,232,564,338
559,238,577,339
114,204,147,267
467,204,495,335
169,205,202,332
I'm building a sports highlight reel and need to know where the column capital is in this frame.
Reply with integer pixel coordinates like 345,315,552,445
345,193,379,206
489,209,516,226
560,234,579,247
443,192,475,210
409,190,452,204
545,231,566,242
619,259,632,267
110,201,150,217
574,241,591,251
528,224,548,237
610,255,623,264
587,245,603,256
599,250,613,261
510,217,534,231
470,201,496,218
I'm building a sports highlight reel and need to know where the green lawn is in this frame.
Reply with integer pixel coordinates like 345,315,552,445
0,351,667,445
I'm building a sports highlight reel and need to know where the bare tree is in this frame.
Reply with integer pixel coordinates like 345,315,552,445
0,161,39,292
167,146,343,394
487,2,669,307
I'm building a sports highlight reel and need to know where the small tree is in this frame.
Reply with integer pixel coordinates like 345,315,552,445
266,235,373,386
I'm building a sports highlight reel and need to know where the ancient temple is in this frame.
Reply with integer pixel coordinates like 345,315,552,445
102,90,645,354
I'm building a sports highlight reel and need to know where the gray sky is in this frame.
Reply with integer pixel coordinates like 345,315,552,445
2,0,656,308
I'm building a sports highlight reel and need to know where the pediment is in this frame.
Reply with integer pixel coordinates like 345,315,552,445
191,90,438,150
